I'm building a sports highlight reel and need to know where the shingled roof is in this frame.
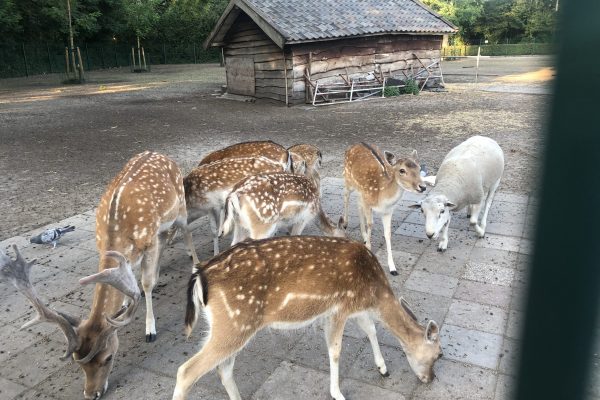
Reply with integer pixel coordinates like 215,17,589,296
205,0,457,48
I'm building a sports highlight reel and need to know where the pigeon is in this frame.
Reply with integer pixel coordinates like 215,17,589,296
30,225,75,248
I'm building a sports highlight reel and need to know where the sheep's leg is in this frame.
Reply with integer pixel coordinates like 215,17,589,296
381,211,397,275
469,201,483,226
438,213,451,251
477,179,501,237
466,204,473,219
217,355,241,400
324,313,347,400
355,314,388,376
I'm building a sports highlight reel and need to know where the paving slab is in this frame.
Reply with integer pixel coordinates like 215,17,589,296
0,184,535,399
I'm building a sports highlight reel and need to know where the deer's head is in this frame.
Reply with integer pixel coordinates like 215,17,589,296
384,150,427,194
0,246,140,399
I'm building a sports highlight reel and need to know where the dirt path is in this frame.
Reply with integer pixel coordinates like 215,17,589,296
0,57,552,240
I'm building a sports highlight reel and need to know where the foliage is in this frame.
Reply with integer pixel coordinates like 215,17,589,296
0,0,555,48
400,79,420,96
383,86,400,97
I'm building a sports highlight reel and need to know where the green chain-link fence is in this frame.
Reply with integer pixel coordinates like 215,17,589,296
442,42,554,57
0,42,221,79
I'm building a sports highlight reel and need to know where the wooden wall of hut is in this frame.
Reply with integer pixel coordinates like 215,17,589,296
223,14,292,103
290,35,443,104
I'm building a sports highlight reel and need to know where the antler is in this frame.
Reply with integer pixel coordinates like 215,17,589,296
0,245,81,360
79,251,141,327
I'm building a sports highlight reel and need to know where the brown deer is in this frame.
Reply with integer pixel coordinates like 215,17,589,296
0,151,200,399
183,156,286,255
220,172,344,245
172,236,442,400
199,140,292,171
288,143,322,189
341,143,426,275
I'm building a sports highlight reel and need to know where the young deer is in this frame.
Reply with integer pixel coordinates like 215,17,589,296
342,143,426,275
183,156,287,255
288,143,322,189
220,172,344,245
199,140,292,170
0,151,199,399
173,236,442,400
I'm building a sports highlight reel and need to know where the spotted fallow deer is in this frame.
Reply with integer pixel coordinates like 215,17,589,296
341,143,426,275
199,140,292,170
183,156,286,255
220,172,344,245
288,143,322,189
172,236,442,400
0,151,199,399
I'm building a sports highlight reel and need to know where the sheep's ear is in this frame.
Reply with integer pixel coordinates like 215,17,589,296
411,149,418,161
408,202,422,209
384,151,396,164
445,201,456,208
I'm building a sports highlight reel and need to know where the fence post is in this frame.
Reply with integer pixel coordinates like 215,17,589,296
163,43,167,64
193,43,197,64
46,44,53,74
21,43,29,77
85,43,90,70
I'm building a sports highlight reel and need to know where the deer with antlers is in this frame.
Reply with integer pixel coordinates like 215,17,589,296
220,172,344,245
0,151,199,399
172,236,442,400
183,156,288,255
341,143,427,275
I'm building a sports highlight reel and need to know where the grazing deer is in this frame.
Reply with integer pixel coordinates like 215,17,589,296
1,246,140,400
341,143,426,275
220,172,344,245
172,236,442,400
183,156,286,255
0,151,199,399
199,140,292,171
288,143,322,189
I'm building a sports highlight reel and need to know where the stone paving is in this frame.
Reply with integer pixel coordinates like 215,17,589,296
1,177,537,399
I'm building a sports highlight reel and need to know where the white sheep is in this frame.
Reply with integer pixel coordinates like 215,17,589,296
410,136,504,251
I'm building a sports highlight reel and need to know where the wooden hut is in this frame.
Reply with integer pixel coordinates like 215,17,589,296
205,0,456,104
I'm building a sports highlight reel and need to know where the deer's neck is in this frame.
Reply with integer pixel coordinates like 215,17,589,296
379,298,425,348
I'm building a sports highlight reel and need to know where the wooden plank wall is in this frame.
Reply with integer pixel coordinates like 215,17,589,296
224,14,291,103
290,35,443,104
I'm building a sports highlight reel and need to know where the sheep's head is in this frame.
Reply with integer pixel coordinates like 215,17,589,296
410,195,455,238
384,150,426,194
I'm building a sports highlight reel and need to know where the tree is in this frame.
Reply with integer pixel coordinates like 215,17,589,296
0,0,22,42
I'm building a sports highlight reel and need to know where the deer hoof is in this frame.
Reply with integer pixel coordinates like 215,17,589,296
380,371,390,377
390,270,399,276
146,333,157,343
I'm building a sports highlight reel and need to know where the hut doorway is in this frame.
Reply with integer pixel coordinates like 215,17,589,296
226,57,255,96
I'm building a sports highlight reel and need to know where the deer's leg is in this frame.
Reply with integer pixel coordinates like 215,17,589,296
217,355,241,400
175,215,200,265
477,178,500,237
231,224,248,246
324,313,348,400
361,203,373,250
355,314,388,376
173,337,240,400
209,210,220,255
141,237,161,342
290,218,309,236
341,186,351,229
381,210,397,275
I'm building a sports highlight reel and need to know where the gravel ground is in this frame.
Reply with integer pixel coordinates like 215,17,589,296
0,56,553,240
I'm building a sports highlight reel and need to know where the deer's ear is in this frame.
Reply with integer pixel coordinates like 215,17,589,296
384,151,396,164
425,320,440,342
411,149,418,161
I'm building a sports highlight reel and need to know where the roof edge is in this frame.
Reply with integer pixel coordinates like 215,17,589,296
203,0,286,49
409,0,459,32
285,31,450,46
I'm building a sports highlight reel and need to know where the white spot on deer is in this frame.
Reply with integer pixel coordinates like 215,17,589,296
236,294,245,300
